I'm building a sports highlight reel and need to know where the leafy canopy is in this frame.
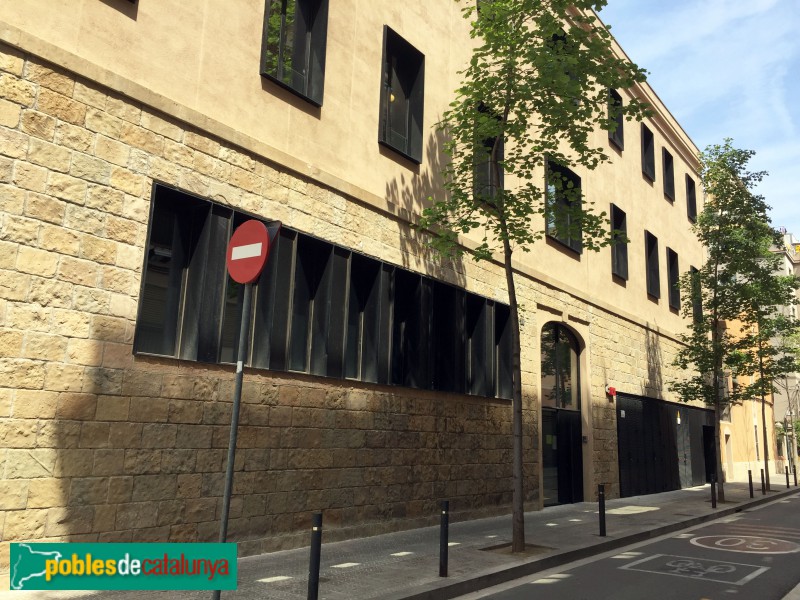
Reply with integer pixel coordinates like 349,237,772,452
419,0,649,260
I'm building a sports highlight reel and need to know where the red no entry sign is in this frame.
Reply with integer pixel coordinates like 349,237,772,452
226,220,270,284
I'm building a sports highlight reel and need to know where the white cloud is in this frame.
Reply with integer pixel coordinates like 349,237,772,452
600,0,800,234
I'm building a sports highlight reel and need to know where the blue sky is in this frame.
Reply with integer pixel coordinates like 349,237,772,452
598,0,800,237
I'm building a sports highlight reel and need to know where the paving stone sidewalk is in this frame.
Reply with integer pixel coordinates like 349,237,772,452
4,482,798,600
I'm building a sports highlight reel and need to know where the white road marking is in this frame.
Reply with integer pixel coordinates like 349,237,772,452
448,542,460,547
231,242,263,260
332,562,360,568
258,576,292,583
607,505,659,515
391,552,413,557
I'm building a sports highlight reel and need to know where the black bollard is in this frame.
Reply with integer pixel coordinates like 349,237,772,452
794,465,798,487
308,513,322,600
761,469,766,495
711,475,717,509
439,500,449,578
787,466,791,489
748,469,754,498
598,484,606,537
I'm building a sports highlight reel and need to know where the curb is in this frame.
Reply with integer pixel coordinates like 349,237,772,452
385,487,799,600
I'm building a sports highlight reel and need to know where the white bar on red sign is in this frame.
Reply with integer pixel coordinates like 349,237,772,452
231,242,263,260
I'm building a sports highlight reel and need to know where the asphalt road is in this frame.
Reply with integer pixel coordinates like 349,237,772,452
458,491,800,600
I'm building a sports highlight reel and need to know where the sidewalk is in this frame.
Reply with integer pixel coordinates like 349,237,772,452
4,482,798,600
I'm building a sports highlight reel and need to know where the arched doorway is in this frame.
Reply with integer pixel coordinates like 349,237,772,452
541,322,584,506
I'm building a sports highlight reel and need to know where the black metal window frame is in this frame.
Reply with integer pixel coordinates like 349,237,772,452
473,104,504,206
610,203,628,280
686,174,697,222
378,26,425,164
608,88,624,151
641,124,656,182
645,230,660,299
666,247,680,310
134,183,512,399
662,148,675,201
260,0,329,106
545,161,583,254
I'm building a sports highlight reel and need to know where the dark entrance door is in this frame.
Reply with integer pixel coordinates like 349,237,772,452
543,408,583,506
617,393,714,498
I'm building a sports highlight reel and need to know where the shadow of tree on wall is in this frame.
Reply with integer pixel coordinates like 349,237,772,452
384,127,467,290
643,328,664,398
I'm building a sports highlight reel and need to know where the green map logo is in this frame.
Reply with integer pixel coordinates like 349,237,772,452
10,544,63,590
10,543,237,591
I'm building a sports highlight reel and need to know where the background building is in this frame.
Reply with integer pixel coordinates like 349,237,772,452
0,0,711,578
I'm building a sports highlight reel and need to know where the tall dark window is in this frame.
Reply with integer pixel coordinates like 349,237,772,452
666,247,680,310
540,323,580,410
662,148,675,201
645,230,660,299
260,0,329,106
690,265,702,323
545,162,582,254
641,124,655,182
686,175,697,222
474,105,504,205
608,88,624,150
610,203,628,280
379,27,425,163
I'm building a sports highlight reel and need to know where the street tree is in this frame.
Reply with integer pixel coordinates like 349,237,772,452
730,260,799,490
670,140,791,502
418,0,648,551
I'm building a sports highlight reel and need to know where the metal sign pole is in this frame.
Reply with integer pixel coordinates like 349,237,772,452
212,282,253,600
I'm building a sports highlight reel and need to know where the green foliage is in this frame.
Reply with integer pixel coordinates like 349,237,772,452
418,0,650,259
670,139,800,408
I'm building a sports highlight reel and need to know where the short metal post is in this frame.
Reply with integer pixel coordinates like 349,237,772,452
710,475,717,509
794,465,797,487
786,466,791,489
439,500,449,577
761,469,766,495
598,484,606,537
748,469,754,498
308,513,322,600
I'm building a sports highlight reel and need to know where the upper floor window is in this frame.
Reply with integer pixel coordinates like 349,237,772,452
260,0,329,106
610,203,628,279
608,89,624,151
641,124,655,182
666,247,680,310
663,148,675,201
686,174,697,222
645,230,660,299
690,265,702,323
379,27,425,163
545,162,583,254
474,105,504,205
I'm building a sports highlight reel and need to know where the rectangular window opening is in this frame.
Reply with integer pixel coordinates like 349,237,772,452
645,230,660,299
667,247,680,310
686,175,697,222
641,124,655,182
379,26,425,163
608,88,624,150
663,148,675,201
610,203,628,280
545,161,583,254
260,0,329,106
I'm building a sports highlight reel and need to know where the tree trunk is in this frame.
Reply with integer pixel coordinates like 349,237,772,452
714,398,725,503
712,319,725,502
502,235,525,552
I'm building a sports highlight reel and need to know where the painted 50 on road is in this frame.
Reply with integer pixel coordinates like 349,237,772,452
10,542,237,591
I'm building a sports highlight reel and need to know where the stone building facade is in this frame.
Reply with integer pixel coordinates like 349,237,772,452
1,0,708,579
